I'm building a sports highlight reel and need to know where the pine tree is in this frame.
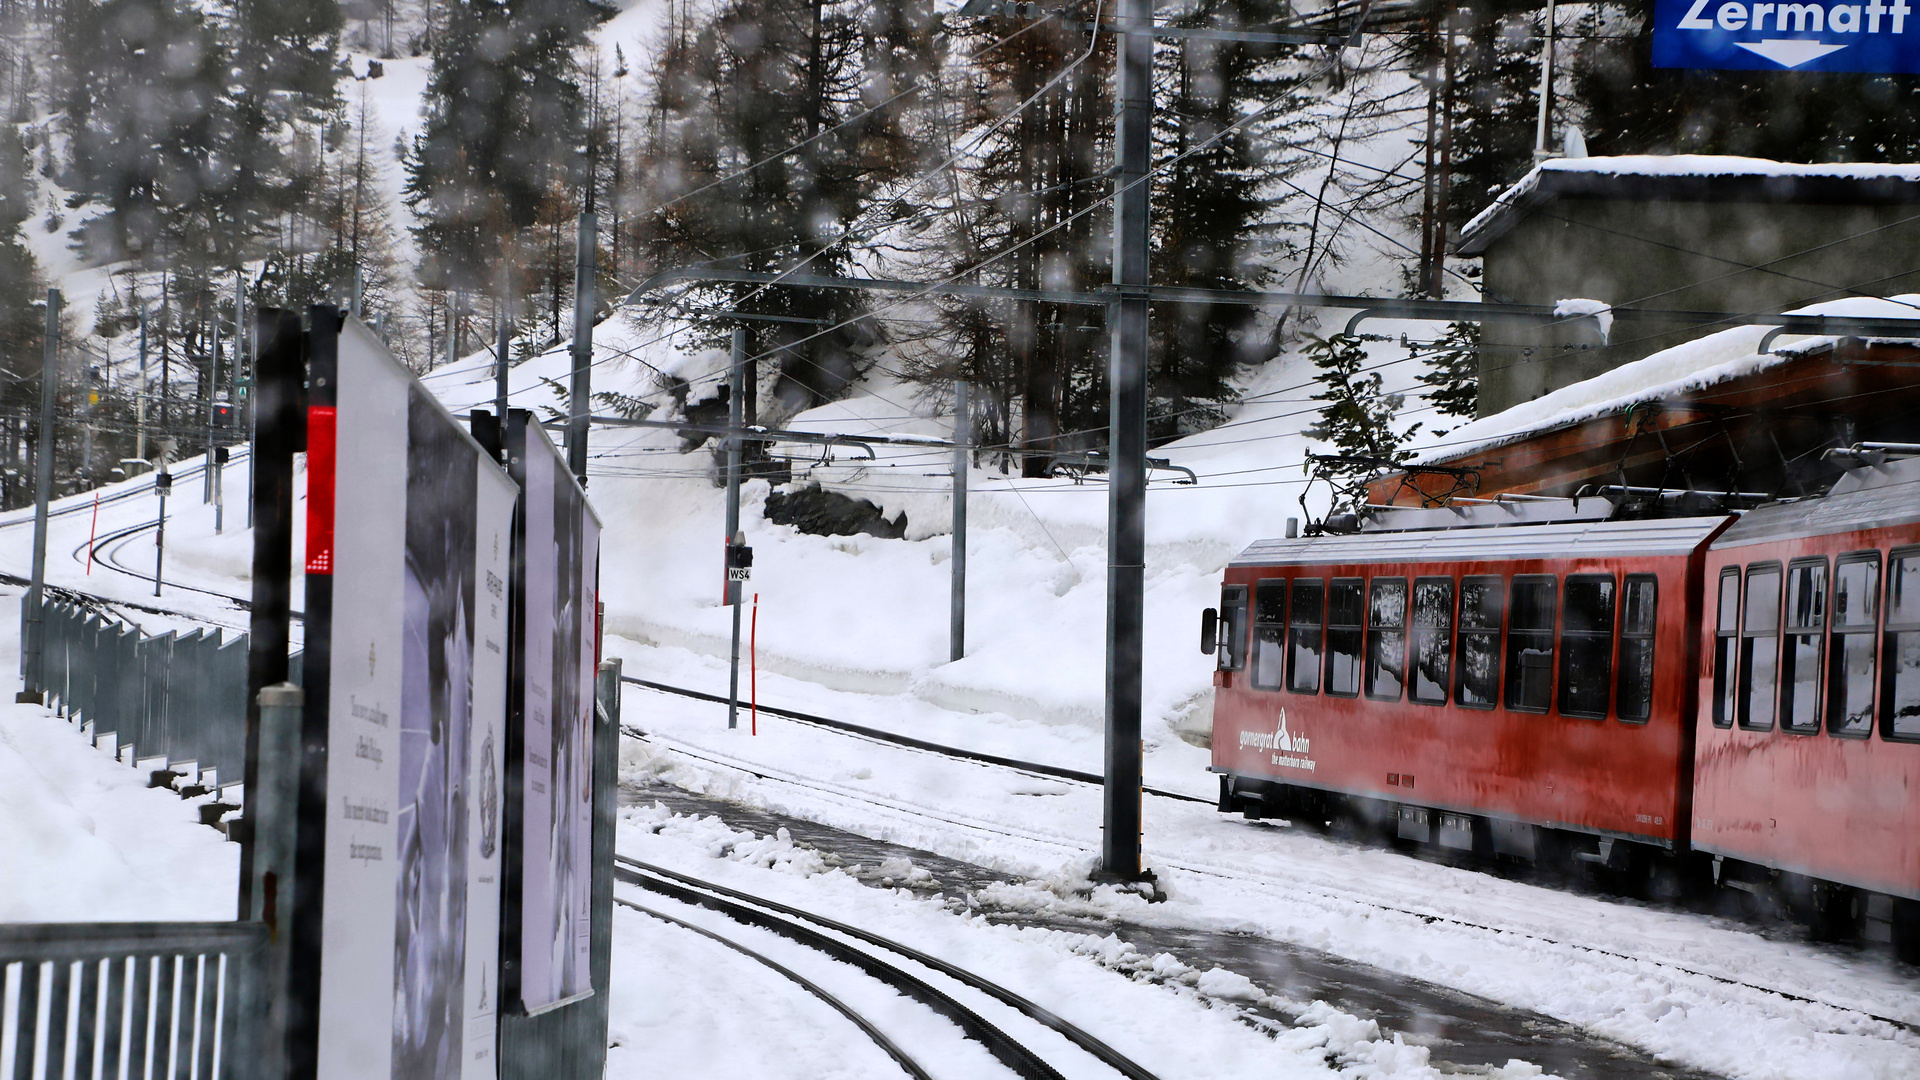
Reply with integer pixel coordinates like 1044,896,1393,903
629,0,939,418
1150,0,1310,441
1415,320,1479,426
1305,332,1420,499
404,0,615,302
55,0,226,265
0,122,42,391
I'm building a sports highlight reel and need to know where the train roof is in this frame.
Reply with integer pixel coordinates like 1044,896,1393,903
1229,516,1731,569
1713,456,1920,549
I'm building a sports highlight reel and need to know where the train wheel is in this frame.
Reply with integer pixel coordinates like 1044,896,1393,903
1805,884,1866,944
1893,898,1920,966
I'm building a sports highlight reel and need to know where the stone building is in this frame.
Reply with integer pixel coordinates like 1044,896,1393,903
1456,155,1920,417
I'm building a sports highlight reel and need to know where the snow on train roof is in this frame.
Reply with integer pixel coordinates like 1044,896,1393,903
1714,456,1920,548
1229,516,1730,568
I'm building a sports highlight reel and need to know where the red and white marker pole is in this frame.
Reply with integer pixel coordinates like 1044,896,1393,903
84,493,98,575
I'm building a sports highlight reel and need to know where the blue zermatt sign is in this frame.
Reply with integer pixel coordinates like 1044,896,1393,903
1654,0,1920,72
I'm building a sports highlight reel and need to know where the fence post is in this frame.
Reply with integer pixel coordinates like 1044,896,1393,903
237,681,303,1080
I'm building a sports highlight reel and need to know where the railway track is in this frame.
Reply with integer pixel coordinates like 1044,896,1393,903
614,854,1164,1080
622,675,1211,805
621,683,1920,1044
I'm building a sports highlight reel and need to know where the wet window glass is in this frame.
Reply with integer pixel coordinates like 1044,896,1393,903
1713,568,1740,728
1455,576,1503,709
1250,580,1287,690
1558,575,1614,719
1505,577,1556,712
1827,552,1878,737
1778,560,1826,734
1325,578,1364,697
1615,575,1657,723
1366,578,1408,701
1738,564,1781,731
1219,586,1248,671
1409,578,1454,706
1883,550,1920,740
1287,579,1324,695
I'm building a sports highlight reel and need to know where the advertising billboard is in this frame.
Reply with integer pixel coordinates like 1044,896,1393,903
506,412,602,1014
305,317,516,1080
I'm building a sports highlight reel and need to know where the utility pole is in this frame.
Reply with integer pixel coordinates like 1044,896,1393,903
1102,0,1151,881
18,287,58,703
205,317,220,502
1533,0,1558,161
567,210,597,486
950,380,969,663
724,325,745,730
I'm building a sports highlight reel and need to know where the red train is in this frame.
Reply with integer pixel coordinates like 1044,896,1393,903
1205,459,1920,958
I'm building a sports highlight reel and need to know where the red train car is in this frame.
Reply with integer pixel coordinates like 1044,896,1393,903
1694,459,1920,939
1209,509,1731,864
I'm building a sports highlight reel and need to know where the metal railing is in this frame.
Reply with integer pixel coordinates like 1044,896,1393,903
32,598,299,789
0,921,265,1080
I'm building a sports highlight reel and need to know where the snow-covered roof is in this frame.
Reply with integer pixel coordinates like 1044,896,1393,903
1408,295,1920,467
1458,155,1920,254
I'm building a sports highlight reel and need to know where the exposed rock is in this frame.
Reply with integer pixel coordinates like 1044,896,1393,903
764,483,906,539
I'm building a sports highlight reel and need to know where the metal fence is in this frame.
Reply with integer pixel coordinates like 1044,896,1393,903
32,598,299,789
0,920,265,1080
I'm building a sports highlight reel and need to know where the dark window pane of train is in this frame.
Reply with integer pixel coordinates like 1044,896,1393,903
1220,586,1249,672
1251,579,1288,690
1827,553,1879,737
1713,568,1740,728
1288,578,1324,695
1779,559,1827,733
1366,578,1408,701
1738,565,1781,731
1326,578,1364,697
1505,577,1556,712
1455,576,1504,708
1616,575,1657,723
1558,575,1615,719
1883,550,1920,739
1410,578,1454,705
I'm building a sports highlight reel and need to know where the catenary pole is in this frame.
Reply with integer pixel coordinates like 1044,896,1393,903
567,210,597,486
1102,0,1151,882
725,325,745,730
19,287,58,701
950,380,969,663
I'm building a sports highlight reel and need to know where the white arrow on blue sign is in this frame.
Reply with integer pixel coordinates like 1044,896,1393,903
1655,0,1920,71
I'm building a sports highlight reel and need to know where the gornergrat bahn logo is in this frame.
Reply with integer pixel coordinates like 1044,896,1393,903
1239,710,1316,772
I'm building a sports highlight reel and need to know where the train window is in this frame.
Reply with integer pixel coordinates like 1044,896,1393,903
1713,568,1740,728
1505,576,1556,713
1882,548,1920,741
1219,585,1248,672
1615,575,1657,723
1326,578,1364,697
1738,563,1782,731
1827,552,1879,738
1365,578,1409,702
1779,559,1828,734
1409,578,1455,706
1558,575,1615,719
1455,576,1503,709
1287,579,1324,695
1250,580,1288,691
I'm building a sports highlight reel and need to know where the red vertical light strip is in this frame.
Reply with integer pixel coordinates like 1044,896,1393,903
306,406,337,575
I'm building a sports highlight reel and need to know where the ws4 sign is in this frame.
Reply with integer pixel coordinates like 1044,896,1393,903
1655,0,1920,71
